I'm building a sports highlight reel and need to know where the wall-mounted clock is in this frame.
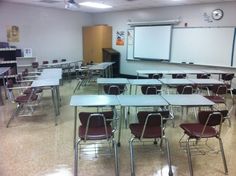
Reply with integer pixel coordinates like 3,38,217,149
212,9,224,20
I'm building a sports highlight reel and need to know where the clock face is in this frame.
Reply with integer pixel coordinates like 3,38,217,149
212,9,224,20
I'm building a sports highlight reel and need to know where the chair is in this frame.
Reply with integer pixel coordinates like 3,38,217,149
204,84,227,108
42,61,49,65
32,61,39,69
148,73,163,79
221,73,234,98
6,79,40,127
196,73,211,79
74,111,119,176
129,111,173,176
141,85,162,95
172,74,186,79
104,84,126,95
177,85,193,94
61,59,66,62
179,110,228,176
52,59,58,63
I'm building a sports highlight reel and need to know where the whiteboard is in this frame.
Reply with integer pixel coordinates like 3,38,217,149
171,27,235,67
134,25,172,60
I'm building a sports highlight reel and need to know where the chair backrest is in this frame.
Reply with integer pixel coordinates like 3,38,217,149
137,111,169,125
172,74,186,79
212,84,227,95
61,59,66,62
221,73,234,81
141,85,162,95
148,73,163,79
197,74,211,79
52,59,58,63
79,111,113,127
198,111,223,127
32,62,39,69
42,61,49,65
104,84,125,95
79,111,113,141
177,85,193,94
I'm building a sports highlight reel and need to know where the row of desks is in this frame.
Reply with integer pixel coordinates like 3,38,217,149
70,94,215,147
136,69,234,78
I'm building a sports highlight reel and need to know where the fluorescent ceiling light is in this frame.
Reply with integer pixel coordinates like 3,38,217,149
79,2,112,9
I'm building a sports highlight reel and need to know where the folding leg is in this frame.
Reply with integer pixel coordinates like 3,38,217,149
74,139,81,176
164,137,173,176
129,138,135,176
186,138,193,176
218,137,228,174
6,104,23,128
113,139,119,176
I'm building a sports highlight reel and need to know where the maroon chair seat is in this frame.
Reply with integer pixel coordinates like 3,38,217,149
204,95,225,103
177,85,193,94
42,61,49,64
15,94,38,103
180,123,218,138
23,88,43,94
32,62,39,69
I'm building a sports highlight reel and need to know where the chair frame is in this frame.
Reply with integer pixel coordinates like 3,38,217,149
180,111,228,176
74,112,119,176
129,112,173,176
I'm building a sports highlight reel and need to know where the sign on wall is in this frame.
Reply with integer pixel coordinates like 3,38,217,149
7,25,20,42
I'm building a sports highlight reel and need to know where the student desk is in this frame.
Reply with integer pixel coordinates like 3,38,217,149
0,67,10,105
128,79,162,94
117,95,169,145
70,95,120,149
97,78,129,94
89,62,114,78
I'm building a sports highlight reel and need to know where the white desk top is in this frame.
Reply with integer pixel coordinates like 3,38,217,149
97,78,129,84
40,60,81,67
118,95,168,106
136,70,169,75
31,79,59,87
188,79,224,85
202,69,231,74
159,78,193,85
128,79,162,85
182,70,205,74
39,68,62,79
89,62,114,70
70,95,119,107
161,94,215,106
0,67,10,75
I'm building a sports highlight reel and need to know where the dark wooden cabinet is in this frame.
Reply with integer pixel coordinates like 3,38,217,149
102,48,120,77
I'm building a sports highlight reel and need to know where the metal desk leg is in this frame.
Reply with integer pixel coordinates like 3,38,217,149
51,87,58,125
118,106,124,146
74,107,78,149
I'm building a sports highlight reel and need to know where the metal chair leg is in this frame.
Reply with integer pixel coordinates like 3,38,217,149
6,104,22,128
164,137,173,176
186,138,193,176
113,139,119,176
74,139,81,176
129,138,135,176
218,137,228,174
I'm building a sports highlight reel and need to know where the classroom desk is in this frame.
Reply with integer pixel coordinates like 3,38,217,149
117,95,169,145
182,69,206,75
89,62,114,78
39,60,81,68
97,78,129,94
159,78,193,85
136,70,169,78
0,67,10,105
128,79,162,94
188,78,224,85
161,94,215,106
70,95,120,149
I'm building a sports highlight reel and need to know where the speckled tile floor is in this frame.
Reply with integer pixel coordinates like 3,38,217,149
0,80,236,176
